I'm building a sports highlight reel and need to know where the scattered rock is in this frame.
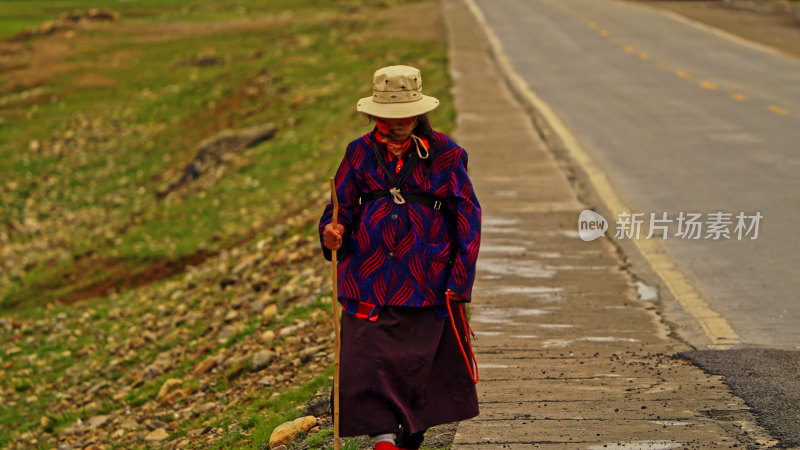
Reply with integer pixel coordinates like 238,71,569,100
232,292,255,309
304,389,331,418
145,419,168,430
140,364,164,381
87,414,111,429
259,330,276,344
258,375,275,386
268,416,317,449
86,381,109,395
252,350,277,371
299,345,324,363
144,428,169,442
157,378,182,400
193,357,217,376
262,304,278,322
279,321,310,338
119,418,139,430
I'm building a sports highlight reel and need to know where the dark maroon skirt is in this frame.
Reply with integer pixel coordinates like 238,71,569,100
336,305,479,437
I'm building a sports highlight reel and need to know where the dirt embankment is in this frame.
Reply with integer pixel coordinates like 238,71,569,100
630,0,800,60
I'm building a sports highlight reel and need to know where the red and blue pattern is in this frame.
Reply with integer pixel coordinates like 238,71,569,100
319,130,481,318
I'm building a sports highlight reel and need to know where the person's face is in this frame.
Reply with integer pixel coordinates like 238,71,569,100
377,116,417,141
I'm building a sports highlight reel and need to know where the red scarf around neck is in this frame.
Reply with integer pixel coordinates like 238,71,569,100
375,117,413,156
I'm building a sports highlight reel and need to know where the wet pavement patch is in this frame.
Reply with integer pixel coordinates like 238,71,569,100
680,349,800,447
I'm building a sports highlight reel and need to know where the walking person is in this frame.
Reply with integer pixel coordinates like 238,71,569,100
319,65,481,450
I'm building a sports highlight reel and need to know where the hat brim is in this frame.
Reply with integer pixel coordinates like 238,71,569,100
356,95,439,118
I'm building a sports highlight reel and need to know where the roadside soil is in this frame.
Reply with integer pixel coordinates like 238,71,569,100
627,0,800,60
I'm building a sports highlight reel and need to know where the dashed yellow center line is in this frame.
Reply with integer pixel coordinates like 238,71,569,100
699,81,719,91
535,0,793,121
768,105,791,115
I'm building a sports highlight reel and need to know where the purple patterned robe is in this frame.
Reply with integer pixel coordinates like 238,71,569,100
319,130,481,318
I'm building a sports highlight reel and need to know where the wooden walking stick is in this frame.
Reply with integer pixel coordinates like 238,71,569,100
330,178,342,450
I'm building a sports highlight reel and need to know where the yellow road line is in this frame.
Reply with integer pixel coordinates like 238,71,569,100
657,61,671,70
676,70,692,80
463,0,740,349
639,52,651,60
699,81,718,91
768,105,790,115
730,92,747,101
599,29,610,37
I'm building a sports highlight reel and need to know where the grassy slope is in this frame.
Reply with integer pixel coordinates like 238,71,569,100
0,0,455,315
0,0,454,448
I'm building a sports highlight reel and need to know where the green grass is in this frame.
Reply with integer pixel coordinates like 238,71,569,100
0,0,454,314
0,0,455,447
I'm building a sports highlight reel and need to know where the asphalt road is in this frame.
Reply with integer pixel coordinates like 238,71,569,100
473,0,800,349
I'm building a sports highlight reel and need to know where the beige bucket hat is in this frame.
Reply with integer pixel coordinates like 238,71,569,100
356,65,440,118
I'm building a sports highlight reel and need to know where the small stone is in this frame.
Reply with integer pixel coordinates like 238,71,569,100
142,330,158,342
250,300,267,314
269,416,317,448
279,321,309,338
86,381,108,395
259,330,276,344
218,324,239,343
299,345,324,363
262,304,278,321
141,364,163,381
252,350,277,371
144,428,169,442
231,293,255,309
146,419,168,430
88,414,111,429
119,418,139,430
197,401,217,413
157,378,183,400
224,354,248,370
193,357,217,376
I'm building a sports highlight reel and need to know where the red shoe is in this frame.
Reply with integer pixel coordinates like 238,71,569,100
374,442,398,450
